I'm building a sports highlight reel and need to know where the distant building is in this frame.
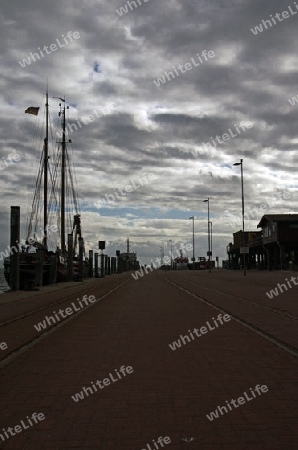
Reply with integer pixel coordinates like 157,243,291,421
118,251,139,272
117,238,139,272
226,214,298,270
257,214,298,270
227,230,264,270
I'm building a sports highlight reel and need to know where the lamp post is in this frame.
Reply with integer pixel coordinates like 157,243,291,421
210,221,213,268
189,216,195,271
168,239,173,269
203,198,211,273
233,159,246,276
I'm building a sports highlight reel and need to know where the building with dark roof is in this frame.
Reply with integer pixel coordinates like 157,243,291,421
226,214,298,271
257,214,298,270
226,230,265,270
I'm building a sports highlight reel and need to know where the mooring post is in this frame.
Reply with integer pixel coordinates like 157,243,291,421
49,254,57,284
10,206,20,290
88,250,93,278
101,253,105,277
116,250,120,273
104,255,108,275
94,252,99,277
35,248,44,287
67,233,73,281
78,237,84,281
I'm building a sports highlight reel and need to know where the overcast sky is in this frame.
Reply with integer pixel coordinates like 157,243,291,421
1,0,298,266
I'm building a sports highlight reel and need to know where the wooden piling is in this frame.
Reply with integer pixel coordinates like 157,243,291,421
104,255,108,275
94,252,99,278
88,250,93,278
101,253,105,277
10,206,20,291
49,254,57,285
78,237,84,281
35,248,44,287
67,233,73,281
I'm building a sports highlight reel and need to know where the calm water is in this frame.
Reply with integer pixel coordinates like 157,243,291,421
0,268,9,293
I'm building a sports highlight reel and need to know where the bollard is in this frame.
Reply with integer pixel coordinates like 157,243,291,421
67,233,73,281
78,237,84,281
104,255,108,275
35,248,44,287
94,252,99,278
49,254,57,285
101,253,105,277
89,250,93,278
10,206,20,291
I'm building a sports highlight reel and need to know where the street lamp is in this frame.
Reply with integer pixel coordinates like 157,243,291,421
233,159,246,276
168,239,173,269
189,216,195,271
203,198,211,273
210,221,213,268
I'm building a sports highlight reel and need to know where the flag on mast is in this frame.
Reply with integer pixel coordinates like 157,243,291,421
25,107,40,115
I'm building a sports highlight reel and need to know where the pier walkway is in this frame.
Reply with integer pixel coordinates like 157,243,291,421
0,270,297,449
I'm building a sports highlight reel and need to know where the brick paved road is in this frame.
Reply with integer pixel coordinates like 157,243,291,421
0,273,131,364
0,271,297,449
162,270,298,349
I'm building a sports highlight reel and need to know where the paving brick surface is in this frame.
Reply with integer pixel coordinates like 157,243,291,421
162,270,298,348
0,271,297,449
0,273,131,363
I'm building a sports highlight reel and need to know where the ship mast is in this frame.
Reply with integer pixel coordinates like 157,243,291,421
53,96,68,254
61,98,66,254
43,91,49,249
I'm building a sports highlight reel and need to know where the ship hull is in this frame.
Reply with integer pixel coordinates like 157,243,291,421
4,257,51,290
3,253,82,289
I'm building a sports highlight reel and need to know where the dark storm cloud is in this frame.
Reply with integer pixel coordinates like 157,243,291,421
0,0,297,264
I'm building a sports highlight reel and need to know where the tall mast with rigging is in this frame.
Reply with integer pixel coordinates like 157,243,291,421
54,96,67,254
61,98,66,254
43,90,49,249
4,90,86,289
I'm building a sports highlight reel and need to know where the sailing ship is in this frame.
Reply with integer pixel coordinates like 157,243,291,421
4,92,86,289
